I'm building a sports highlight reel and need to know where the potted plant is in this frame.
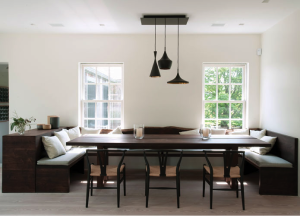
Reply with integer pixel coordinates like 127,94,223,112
10,111,36,135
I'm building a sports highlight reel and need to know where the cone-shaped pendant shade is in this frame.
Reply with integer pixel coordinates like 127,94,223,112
167,69,189,84
167,18,189,84
158,18,172,70
150,51,161,77
158,51,172,70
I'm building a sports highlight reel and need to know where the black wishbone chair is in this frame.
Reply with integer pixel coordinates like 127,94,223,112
203,150,246,210
143,149,183,208
85,149,127,208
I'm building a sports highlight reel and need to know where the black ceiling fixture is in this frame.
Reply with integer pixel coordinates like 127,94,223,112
149,18,160,78
141,15,189,82
158,18,172,70
167,18,189,84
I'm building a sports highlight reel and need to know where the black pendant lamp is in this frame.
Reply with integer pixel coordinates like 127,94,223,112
167,18,189,84
150,18,160,78
158,18,172,70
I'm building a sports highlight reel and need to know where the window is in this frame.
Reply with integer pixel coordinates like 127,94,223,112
202,64,247,129
80,63,124,129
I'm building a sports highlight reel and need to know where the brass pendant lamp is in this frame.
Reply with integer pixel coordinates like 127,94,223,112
158,18,172,70
149,18,161,78
167,18,189,84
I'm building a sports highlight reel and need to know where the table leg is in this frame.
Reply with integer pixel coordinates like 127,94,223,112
97,146,108,187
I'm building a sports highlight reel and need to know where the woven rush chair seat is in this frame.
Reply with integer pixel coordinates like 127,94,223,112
143,149,183,208
85,149,127,208
204,165,240,178
203,150,246,210
147,165,177,177
91,164,125,177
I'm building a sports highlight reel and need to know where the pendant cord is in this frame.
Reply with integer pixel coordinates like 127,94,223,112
177,18,179,75
164,18,166,51
155,18,156,51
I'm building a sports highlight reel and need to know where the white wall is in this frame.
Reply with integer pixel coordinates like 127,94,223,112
0,33,261,168
0,34,261,129
261,9,300,194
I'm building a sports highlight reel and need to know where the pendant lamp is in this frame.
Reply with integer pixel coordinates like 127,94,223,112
167,18,189,84
158,18,172,70
150,18,161,78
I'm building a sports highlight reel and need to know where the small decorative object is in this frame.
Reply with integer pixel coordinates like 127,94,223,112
47,115,59,129
37,124,44,130
134,124,144,139
10,111,36,135
43,124,51,130
49,116,60,129
201,127,211,140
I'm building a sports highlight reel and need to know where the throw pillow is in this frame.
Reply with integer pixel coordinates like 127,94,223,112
179,129,199,135
250,136,277,155
54,130,71,151
81,127,101,135
63,126,81,140
231,129,249,135
42,136,66,159
211,129,226,135
250,129,266,139
108,127,123,134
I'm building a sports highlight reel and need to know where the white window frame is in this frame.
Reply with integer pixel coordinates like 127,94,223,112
80,63,124,129
202,63,248,129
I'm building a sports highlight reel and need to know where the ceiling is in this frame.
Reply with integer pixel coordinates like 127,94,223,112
0,0,300,34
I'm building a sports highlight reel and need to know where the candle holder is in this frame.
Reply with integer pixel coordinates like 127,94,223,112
134,124,144,139
200,127,211,140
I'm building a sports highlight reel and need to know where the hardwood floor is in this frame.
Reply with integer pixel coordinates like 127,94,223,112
1,167,300,215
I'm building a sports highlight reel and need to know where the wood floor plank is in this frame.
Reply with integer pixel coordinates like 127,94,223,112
1,168,300,215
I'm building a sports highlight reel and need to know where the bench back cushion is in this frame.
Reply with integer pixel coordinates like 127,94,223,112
267,130,298,166
101,126,196,135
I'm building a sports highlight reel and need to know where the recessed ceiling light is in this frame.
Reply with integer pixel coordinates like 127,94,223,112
239,23,244,26
99,24,105,26
262,0,270,3
49,23,64,27
211,23,225,27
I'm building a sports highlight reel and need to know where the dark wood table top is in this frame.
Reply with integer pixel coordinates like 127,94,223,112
67,134,270,149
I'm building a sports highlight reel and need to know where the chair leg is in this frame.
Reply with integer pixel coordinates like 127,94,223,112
145,170,147,196
178,171,181,197
240,178,245,210
236,178,239,198
210,177,213,209
203,168,205,197
176,175,180,208
146,174,149,208
117,178,120,208
90,176,93,196
123,166,126,196
86,175,90,208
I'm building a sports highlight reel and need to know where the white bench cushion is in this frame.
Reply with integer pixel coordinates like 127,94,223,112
37,148,86,166
245,149,292,168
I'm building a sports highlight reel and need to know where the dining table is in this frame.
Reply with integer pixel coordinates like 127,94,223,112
67,134,270,188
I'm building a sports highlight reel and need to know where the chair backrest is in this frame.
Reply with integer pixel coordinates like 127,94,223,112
143,149,183,177
86,149,127,176
203,150,245,178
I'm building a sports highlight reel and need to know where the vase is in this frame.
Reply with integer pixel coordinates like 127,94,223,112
134,124,144,139
16,124,26,135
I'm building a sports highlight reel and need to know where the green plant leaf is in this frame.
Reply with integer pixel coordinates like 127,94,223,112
10,122,15,131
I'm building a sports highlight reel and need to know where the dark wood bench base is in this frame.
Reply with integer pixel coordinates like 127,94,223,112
36,156,85,193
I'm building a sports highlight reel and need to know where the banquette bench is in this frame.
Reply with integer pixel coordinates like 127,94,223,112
2,126,298,196
243,130,298,196
2,128,86,193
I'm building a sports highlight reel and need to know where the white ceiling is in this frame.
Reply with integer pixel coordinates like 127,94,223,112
0,0,300,34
